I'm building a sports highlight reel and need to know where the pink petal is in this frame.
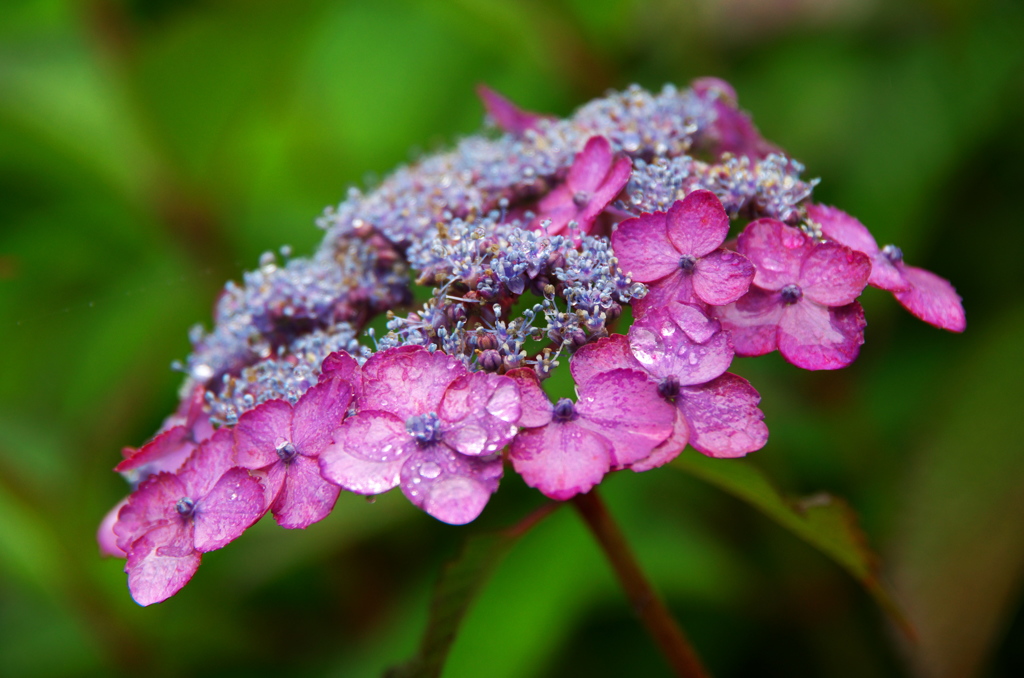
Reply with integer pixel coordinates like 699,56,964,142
625,410,689,472
581,154,632,222
737,219,807,291
125,529,201,606
476,84,548,134
510,421,612,501
535,186,576,233
631,271,695,315
115,425,196,476
799,242,870,306
114,472,185,553
576,369,676,467
359,346,466,420
570,334,642,387
628,309,734,386
893,264,965,332
611,211,682,282
193,468,266,551
668,303,723,343
567,136,614,192
692,248,755,306
807,204,879,257
778,301,866,370
678,373,768,458
505,368,553,428
292,377,353,455
234,399,293,470
177,428,236,498
714,287,783,357
319,411,412,494
271,455,341,529
319,350,361,385
868,256,909,292
666,190,730,257
98,499,129,557
440,373,520,456
400,445,503,525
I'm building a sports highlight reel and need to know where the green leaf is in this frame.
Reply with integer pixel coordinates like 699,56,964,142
672,451,911,636
385,503,559,678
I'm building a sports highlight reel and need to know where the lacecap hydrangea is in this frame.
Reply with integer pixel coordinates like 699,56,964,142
99,79,965,606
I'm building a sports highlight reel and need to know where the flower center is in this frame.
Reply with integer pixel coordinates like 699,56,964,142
275,438,298,463
175,497,195,518
881,244,903,264
407,412,444,445
552,398,577,422
780,284,803,305
657,376,681,401
679,255,697,273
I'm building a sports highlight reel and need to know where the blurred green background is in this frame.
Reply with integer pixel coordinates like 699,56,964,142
2,0,1023,676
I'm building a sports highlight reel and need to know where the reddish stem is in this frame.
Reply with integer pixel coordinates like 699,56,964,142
572,490,711,678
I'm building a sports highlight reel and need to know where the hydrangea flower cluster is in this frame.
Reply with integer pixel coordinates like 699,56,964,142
101,80,965,605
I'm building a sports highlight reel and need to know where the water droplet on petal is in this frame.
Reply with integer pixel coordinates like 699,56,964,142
420,461,441,479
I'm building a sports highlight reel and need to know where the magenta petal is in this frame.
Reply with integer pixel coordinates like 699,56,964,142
319,411,411,494
778,301,866,370
114,472,185,553
193,468,265,551
737,219,807,291
807,204,879,257
440,373,520,456
893,264,966,332
800,243,870,306
666,190,730,257
510,421,612,501
611,212,681,282
476,84,548,134
360,346,466,420
668,303,721,343
234,399,293,469
693,249,754,306
271,455,341,529
626,410,689,473
584,154,632,218
576,369,675,466
868,257,909,292
568,136,614,192
292,377,353,455
570,334,641,387
126,529,201,606
178,428,236,498
115,424,196,476
506,368,553,428
678,373,768,458
400,445,503,525
628,309,734,386
632,270,695,315
319,350,361,384
714,287,783,357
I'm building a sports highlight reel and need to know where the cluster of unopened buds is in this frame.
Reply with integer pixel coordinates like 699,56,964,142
99,79,965,606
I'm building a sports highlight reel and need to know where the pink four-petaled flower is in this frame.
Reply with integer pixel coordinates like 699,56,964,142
319,346,520,525
233,376,353,529
508,365,676,501
612,190,754,317
114,429,266,606
532,135,632,243
807,203,965,332
715,218,871,370
573,308,768,463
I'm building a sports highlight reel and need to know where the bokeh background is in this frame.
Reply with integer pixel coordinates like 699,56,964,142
2,0,1023,676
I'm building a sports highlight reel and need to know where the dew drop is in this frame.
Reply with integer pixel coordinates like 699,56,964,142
419,461,441,479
